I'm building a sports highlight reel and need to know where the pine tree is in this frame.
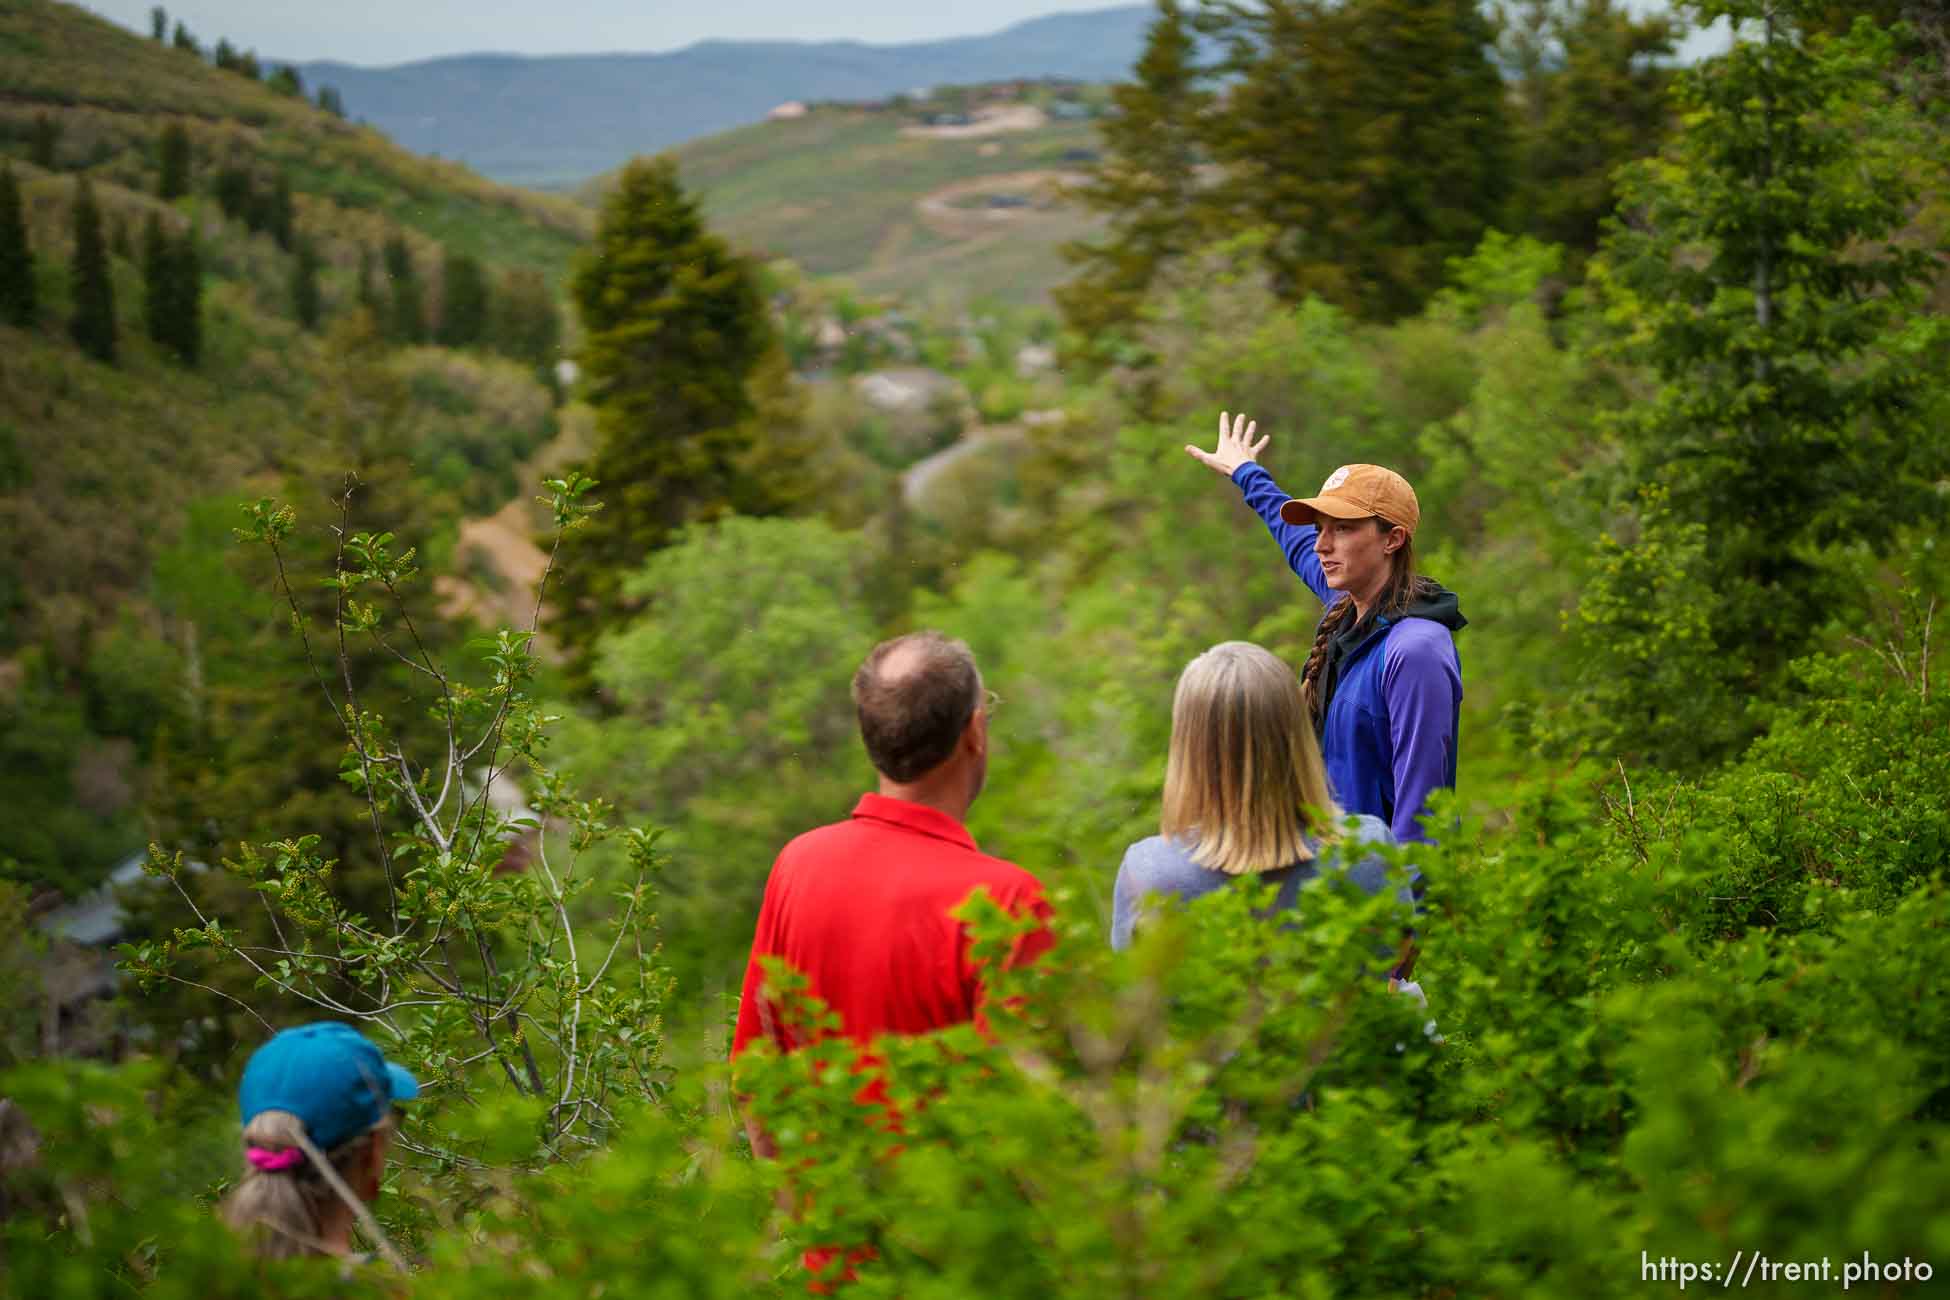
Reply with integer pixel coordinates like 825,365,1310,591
489,266,561,385
0,165,35,327
141,212,200,366
265,171,294,250
171,21,198,56
290,234,321,331
142,211,169,346
1580,2,1948,759
158,122,192,200
68,179,115,364
434,248,488,347
213,165,252,223
29,113,59,170
164,227,201,366
267,65,303,98
1206,0,1512,320
1505,0,1677,256
552,156,787,665
381,234,423,344
1054,0,1213,360
150,6,167,41
213,38,238,71
356,245,383,322
316,85,346,119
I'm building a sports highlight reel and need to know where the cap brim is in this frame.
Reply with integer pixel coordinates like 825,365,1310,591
1280,496,1370,527
384,1061,420,1103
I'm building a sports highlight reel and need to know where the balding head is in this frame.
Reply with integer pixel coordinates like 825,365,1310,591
852,632,983,782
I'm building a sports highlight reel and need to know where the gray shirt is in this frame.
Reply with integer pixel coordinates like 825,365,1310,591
1110,815,1403,950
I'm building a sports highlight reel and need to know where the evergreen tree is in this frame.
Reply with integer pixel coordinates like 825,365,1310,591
356,245,383,321
29,113,59,170
1207,0,1512,320
171,21,198,56
317,85,346,119
141,212,200,366
0,165,35,327
213,164,252,223
434,248,488,347
290,234,321,331
1580,2,1948,762
265,171,294,250
164,227,201,367
213,38,238,71
490,266,562,384
381,234,423,344
157,121,191,200
1054,0,1213,361
237,50,262,81
141,211,169,346
552,156,787,664
150,6,166,41
1504,0,1677,256
267,65,303,98
67,179,115,364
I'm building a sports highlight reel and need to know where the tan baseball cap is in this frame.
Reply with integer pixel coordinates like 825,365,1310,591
1278,464,1421,536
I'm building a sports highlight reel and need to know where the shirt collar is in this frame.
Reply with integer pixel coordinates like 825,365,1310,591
852,793,979,851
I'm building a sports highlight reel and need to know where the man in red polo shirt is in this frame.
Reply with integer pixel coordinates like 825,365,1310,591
731,630,1053,1078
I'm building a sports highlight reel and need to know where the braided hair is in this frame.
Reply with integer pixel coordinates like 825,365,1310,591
1298,518,1434,728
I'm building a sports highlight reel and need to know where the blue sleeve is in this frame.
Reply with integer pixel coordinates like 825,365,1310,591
1110,847,1140,951
1230,462,1341,608
1380,623,1462,846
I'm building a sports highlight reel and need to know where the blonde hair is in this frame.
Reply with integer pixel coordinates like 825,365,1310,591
1161,641,1339,874
221,1108,396,1261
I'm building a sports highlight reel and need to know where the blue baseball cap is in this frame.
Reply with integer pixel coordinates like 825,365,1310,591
238,1022,420,1151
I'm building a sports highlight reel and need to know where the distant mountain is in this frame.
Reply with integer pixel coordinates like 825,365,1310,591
294,6,1152,189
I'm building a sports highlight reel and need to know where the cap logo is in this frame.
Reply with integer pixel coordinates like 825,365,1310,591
1321,466,1352,492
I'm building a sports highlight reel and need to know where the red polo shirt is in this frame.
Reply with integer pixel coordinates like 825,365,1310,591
731,793,1053,1058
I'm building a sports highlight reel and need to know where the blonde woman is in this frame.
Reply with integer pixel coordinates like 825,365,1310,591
1111,641,1414,952
223,1022,417,1267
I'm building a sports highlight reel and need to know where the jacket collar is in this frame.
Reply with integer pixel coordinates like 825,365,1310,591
852,792,980,851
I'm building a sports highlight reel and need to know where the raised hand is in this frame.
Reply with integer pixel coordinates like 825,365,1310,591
1185,411,1270,478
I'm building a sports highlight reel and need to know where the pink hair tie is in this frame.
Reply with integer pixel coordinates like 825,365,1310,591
246,1145,306,1171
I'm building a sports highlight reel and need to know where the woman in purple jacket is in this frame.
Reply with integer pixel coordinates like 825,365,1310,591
1187,412,1466,857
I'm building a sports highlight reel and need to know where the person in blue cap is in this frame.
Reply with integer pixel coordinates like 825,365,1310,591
222,1021,418,1264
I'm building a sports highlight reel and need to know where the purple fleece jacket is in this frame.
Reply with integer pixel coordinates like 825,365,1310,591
1231,462,1465,846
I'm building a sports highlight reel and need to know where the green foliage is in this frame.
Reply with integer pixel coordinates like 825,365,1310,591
382,232,424,344
1582,6,1950,764
1503,0,1678,257
316,84,345,119
266,64,303,99
289,233,321,331
0,162,34,326
141,211,201,366
561,515,880,989
1209,0,1513,320
487,266,561,384
436,247,489,348
1055,0,1210,363
170,19,198,57
29,109,59,169
67,176,115,363
156,119,190,199
552,156,787,665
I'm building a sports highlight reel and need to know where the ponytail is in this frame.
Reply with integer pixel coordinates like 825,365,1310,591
222,1108,402,1265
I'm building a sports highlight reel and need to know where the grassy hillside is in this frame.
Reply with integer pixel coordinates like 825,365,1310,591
0,0,589,276
659,102,1108,306
292,6,1152,187
0,0,581,895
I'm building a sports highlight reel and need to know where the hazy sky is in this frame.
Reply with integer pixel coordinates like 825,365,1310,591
79,1,1143,66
